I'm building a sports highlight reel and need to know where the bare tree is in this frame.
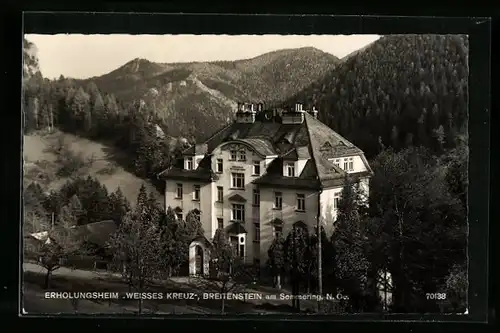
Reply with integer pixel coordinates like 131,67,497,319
107,208,164,314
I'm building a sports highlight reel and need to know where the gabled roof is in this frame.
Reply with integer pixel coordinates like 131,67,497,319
228,194,247,203
191,235,213,248
159,109,372,186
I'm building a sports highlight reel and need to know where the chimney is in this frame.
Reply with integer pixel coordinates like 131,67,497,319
312,106,318,118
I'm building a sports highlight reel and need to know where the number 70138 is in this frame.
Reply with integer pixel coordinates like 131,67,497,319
426,293,447,300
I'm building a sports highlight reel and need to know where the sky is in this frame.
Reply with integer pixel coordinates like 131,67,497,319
25,34,380,80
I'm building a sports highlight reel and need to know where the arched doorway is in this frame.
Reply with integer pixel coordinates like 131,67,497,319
189,238,211,276
195,245,204,275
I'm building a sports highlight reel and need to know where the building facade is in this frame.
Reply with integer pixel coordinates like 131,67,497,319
159,102,373,274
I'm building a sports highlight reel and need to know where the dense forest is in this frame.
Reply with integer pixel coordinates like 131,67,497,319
287,34,468,159
23,70,186,187
273,34,469,313
23,34,469,313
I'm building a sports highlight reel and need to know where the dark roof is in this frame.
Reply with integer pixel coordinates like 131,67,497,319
76,220,117,247
293,221,308,229
191,235,213,248
183,143,208,155
226,223,247,235
320,171,373,188
201,111,310,155
252,158,321,190
270,218,283,225
236,138,276,156
158,155,218,182
228,193,247,203
160,109,372,187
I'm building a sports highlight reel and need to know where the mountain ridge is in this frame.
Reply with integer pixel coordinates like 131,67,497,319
73,46,340,139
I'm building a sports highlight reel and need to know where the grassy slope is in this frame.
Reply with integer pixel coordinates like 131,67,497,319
23,130,163,207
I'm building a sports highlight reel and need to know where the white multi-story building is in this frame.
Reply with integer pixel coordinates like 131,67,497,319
158,102,373,276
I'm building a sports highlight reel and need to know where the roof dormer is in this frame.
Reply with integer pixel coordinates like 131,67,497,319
283,160,297,177
184,143,207,170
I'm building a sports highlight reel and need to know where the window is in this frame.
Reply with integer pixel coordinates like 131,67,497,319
253,189,260,206
253,161,260,175
334,192,341,209
230,236,238,254
176,183,183,198
274,192,283,210
231,172,245,189
296,193,305,212
334,159,340,168
274,225,283,238
216,159,223,173
348,157,354,171
254,223,260,242
286,162,295,177
193,185,200,201
238,150,246,161
343,158,348,170
217,186,223,202
217,218,224,230
231,204,245,222
176,213,183,221
230,150,237,160
186,157,193,170
239,244,245,258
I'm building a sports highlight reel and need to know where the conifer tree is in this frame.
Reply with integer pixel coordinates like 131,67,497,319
332,175,369,312
268,234,285,289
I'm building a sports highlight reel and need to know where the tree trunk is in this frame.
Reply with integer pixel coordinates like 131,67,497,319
276,274,281,289
44,269,52,289
138,298,143,314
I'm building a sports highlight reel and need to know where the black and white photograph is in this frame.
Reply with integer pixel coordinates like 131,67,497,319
22,28,469,315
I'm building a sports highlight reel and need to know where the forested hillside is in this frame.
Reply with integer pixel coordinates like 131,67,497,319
273,34,469,313
72,47,339,139
287,34,468,158
23,35,469,313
